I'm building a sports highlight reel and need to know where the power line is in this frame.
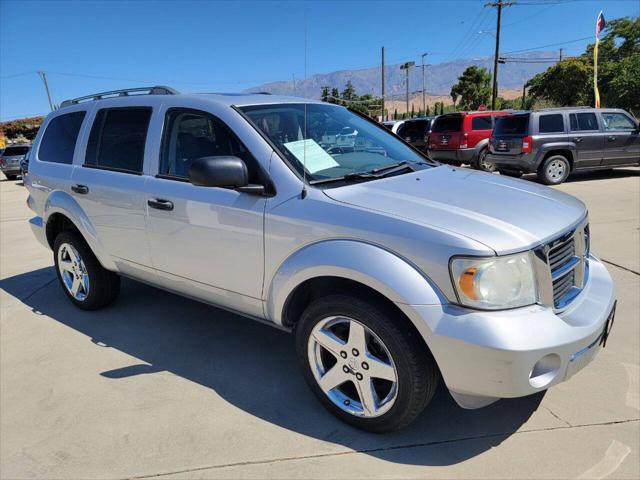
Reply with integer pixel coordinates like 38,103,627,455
503,35,592,54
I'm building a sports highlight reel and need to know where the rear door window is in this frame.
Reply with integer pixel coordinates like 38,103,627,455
85,107,152,173
432,116,462,133
538,114,564,133
38,111,86,164
493,115,529,135
471,116,492,130
570,112,599,131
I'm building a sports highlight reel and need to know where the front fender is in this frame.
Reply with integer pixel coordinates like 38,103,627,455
265,240,445,326
44,190,117,271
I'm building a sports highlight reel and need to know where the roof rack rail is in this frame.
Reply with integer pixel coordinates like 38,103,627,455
536,106,592,111
60,85,179,108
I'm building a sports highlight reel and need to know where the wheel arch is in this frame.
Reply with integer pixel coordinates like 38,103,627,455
536,144,576,170
265,240,444,329
44,190,117,271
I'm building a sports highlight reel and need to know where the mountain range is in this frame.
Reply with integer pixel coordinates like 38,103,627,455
244,51,557,100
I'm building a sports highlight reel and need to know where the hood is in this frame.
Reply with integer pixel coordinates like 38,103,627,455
323,166,586,254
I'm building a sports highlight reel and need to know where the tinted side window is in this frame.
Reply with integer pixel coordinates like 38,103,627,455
160,108,259,182
39,111,86,164
398,120,427,137
539,114,564,133
602,112,636,131
471,116,492,130
86,108,151,173
570,112,599,131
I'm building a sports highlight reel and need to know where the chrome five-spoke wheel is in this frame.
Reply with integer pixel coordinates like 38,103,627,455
57,242,90,301
546,159,566,181
307,316,398,418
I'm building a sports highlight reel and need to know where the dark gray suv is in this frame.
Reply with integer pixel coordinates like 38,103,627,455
487,108,640,184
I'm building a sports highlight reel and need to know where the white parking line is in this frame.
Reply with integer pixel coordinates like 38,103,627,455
576,440,631,479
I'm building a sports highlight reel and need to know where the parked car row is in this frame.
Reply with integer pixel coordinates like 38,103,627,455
384,107,639,185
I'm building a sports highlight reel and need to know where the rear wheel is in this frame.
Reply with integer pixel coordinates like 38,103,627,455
477,148,496,172
295,294,439,433
538,154,570,185
53,231,120,310
5,174,17,180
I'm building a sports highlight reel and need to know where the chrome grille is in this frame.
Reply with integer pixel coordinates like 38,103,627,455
535,220,589,310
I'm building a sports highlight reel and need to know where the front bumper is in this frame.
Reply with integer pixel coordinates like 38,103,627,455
397,255,615,407
428,148,476,165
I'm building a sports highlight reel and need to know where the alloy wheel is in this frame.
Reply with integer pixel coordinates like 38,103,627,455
546,158,567,181
307,316,398,418
57,242,90,301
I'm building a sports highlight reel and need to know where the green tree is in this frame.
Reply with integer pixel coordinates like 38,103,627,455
341,80,356,101
527,16,639,114
0,116,44,141
411,104,415,118
426,105,430,116
330,88,340,104
320,86,330,102
450,66,492,110
393,108,398,120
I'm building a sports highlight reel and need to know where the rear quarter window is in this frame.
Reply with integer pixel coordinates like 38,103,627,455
538,114,564,133
471,116,492,130
38,111,86,164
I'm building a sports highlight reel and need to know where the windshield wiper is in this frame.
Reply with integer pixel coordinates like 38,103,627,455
309,161,416,185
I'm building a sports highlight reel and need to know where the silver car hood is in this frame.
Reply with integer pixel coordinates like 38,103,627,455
323,166,587,254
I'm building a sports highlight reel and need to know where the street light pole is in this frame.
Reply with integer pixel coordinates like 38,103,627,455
421,53,428,115
400,61,415,116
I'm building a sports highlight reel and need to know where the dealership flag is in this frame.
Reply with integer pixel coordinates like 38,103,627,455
594,11,606,108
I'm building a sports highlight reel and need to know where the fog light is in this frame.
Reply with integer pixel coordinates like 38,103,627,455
529,354,561,388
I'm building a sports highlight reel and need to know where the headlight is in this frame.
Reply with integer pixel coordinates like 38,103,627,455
450,252,537,310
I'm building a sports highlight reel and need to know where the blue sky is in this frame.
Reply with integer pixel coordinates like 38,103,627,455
1,0,638,120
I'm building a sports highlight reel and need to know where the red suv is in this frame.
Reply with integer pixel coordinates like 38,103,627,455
427,111,509,170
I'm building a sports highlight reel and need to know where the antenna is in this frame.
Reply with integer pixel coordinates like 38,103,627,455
301,6,308,199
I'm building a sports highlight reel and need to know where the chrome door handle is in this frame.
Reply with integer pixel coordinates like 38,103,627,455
147,198,174,211
573,137,583,143
71,184,89,194
607,135,616,141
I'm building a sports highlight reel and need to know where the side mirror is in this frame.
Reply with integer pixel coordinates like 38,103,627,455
189,156,248,188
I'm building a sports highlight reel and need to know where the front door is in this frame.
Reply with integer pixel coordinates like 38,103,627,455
145,107,265,307
599,111,640,166
569,112,604,169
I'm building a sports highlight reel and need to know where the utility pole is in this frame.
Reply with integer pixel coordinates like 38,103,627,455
37,71,54,111
381,46,385,121
421,52,428,115
400,61,415,116
559,48,563,61
485,1,513,110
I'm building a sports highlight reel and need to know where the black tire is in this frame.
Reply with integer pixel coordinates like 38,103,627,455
476,148,496,172
499,168,524,178
6,174,17,180
538,154,570,185
53,230,120,310
295,294,439,433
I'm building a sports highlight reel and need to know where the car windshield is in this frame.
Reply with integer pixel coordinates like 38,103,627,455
494,115,529,135
431,116,462,133
3,146,29,156
239,103,430,183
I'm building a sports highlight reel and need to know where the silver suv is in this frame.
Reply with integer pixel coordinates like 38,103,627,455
26,86,616,432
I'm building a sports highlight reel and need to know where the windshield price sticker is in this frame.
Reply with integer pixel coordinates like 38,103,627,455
284,139,339,174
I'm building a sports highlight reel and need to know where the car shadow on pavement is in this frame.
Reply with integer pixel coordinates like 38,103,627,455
1,267,545,466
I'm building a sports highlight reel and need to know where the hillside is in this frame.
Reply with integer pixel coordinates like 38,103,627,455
244,51,555,101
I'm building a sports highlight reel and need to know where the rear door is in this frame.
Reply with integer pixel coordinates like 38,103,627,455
569,112,604,168
71,103,156,272
599,111,640,166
